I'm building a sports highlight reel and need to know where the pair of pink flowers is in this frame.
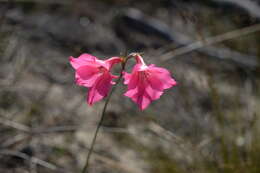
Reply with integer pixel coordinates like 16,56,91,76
70,53,177,110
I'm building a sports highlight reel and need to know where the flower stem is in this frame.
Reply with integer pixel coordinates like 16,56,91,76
81,69,124,173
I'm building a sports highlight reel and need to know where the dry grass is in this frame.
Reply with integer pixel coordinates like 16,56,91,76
0,0,260,173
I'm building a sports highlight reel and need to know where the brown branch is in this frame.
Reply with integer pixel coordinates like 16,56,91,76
213,0,260,19
0,117,30,132
93,153,144,173
159,23,260,68
0,117,131,135
0,0,70,4
0,149,71,172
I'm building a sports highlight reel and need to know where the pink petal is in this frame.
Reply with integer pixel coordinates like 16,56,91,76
75,65,101,87
133,63,147,72
87,73,113,105
155,72,176,89
124,64,144,89
131,91,151,110
124,87,138,98
124,82,152,110
77,65,100,80
111,74,119,79
105,57,122,70
147,73,164,91
87,86,104,106
123,72,132,84
69,54,97,69
138,94,151,110
96,73,113,96
149,65,171,75
148,67,177,89
75,72,101,87
126,73,139,90
124,83,143,101
123,64,145,86
145,84,163,100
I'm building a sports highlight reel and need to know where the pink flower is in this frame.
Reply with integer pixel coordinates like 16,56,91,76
123,54,177,110
70,53,121,105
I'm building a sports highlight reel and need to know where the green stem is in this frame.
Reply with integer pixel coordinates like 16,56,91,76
81,70,124,173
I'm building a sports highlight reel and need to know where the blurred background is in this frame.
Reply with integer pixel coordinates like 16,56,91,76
0,0,260,172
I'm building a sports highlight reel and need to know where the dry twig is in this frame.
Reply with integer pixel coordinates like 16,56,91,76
214,0,260,19
159,23,260,68
0,149,69,172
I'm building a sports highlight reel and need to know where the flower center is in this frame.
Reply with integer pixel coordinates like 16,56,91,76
98,66,107,73
139,71,150,81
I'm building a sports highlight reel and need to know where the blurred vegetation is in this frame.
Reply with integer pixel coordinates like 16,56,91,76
0,0,260,173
